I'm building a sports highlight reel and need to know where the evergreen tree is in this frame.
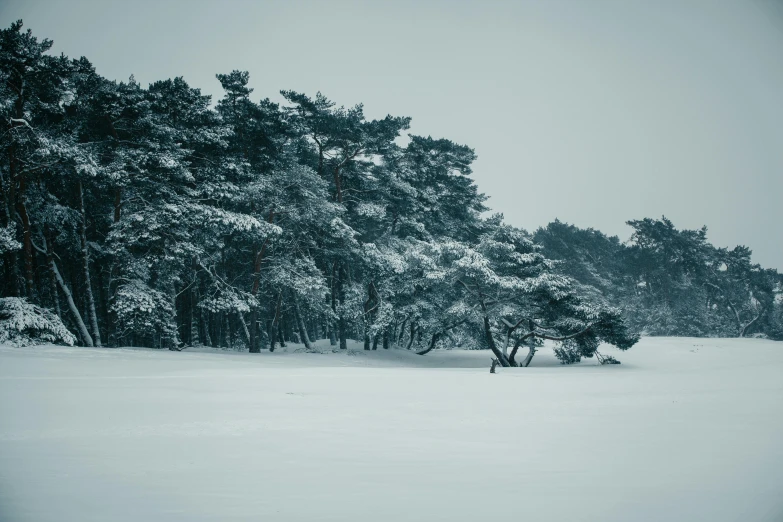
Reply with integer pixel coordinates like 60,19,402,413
5,19,778,357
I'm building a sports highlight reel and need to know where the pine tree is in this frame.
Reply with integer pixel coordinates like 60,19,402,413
3,19,777,353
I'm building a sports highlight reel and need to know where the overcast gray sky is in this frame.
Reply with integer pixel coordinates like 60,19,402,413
3,0,782,268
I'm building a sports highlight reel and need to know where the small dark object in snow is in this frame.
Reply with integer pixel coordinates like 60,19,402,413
490,358,499,373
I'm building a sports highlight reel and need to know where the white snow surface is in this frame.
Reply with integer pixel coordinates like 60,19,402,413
1,337,782,522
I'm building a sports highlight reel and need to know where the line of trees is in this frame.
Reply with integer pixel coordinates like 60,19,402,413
2,21,775,364
535,218,783,339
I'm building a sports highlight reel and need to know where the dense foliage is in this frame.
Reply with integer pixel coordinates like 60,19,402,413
535,218,783,339
3,21,773,364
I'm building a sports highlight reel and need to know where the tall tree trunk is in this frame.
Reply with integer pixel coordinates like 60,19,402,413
168,283,181,349
218,312,225,348
519,320,537,367
237,312,251,348
226,314,234,349
44,236,93,347
329,262,338,346
278,318,287,348
335,262,347,350
6,86,27,297
266,319,275,351
78,182,101,346
106,180,122,345
327,321,337,345
15,177,34,299
315,140,324,178
202,308,212,347
249,309,260,353
46,246,62,319
338,317,347,350
363,282,376,351
105,264,115,346
0,166,18,297
483,313,510,367
269,293,282,352
190,276,200,346
248,208,275,353
308,315,318,343
406,323,417,350
293,297,312,350
398,318,408,345
508,336,523,367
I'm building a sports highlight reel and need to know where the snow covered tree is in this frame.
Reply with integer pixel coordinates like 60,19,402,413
0,19,775,353
0,297,76,346
706,246,776,338
422,217,639,366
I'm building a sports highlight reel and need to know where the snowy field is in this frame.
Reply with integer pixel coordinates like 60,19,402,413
1,338,782,522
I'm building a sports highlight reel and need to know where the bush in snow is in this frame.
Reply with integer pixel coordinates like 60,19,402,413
0,298,76,346
0,224,21,254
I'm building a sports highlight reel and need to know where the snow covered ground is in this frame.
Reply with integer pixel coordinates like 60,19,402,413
1,337,782,522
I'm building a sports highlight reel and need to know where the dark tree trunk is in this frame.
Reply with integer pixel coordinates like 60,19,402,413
398,318,408,345
329,263,338,346
45,236,93,347
237,312,251,348
508,336,522,367
202,308,212,347
78,182,101,346
247,208,275,352
293,297,312,350
227,314,234,349
249,309,260,353
268,320,277,352
337,264,347,350
189,275,200,346
338,318,347,350
406,323,417,350
269,294,282,352
106,184,122,345
416,333,440,356
47,250,61,318
308,315,318,343
15,178,34,299
278,318,287,348
483,315,510,367
0,167,18,297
